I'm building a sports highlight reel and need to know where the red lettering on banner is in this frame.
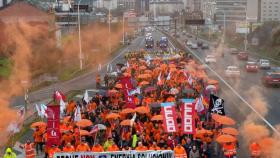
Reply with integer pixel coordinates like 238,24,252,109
162,104,178,133
46,105,61,148
181,102,195,134
120,77,136,109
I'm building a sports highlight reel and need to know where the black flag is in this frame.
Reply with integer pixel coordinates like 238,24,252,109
209,94,225,115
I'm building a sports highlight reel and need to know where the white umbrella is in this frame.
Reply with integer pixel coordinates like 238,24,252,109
206,85,216,91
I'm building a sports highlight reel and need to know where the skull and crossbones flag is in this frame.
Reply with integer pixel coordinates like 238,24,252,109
209,94,225,115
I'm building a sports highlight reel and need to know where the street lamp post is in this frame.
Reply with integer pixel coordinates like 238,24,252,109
108,0,112,53
78,0,83,70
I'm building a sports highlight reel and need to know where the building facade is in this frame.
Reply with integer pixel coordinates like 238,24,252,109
0,0,12,8
215,0,247,24
149,0,184,16
261,0,280,22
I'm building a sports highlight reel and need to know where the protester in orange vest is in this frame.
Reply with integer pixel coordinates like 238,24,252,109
96,74,101,88
76,141,91,152
250,142,261,158
48,145,61,158
223,142,237,158
135,142,148,151
174,143,187,158
92,144,104,152
33,126,44,154
61,131,74,146
107,142,119,151
20,140,35,158
63,143,75,152
149,141,161,151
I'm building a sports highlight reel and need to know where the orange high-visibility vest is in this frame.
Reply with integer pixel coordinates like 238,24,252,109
25,143,35,158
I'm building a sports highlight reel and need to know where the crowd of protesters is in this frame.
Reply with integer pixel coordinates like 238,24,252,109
18,51,248,158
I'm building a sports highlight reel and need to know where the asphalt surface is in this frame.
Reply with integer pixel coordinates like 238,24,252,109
12,29,280,157
168,32,280,157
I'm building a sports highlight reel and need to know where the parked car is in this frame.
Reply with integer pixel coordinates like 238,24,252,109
205,55,216,63
237,51,249,60
262,72,280,87
245,61,258,72
225,66,240,77
186,41,192,46
201,43,209,49
229,48,239,54
191,43,198,49
259,59,271,69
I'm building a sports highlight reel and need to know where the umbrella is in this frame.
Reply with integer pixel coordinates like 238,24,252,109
106,113,121,119
120,108,135,114
206,85,216,91
208,79,219,85
115,83,122,89
144,70,152,74
222,127,239,136
169,64,176,68
80,130,90,136
144,86,156,93
139,81,150,86
216,134,237,143
120,119,133,126
31,122,46,128
139,66,147,70
211,113,220,120
170,88,179,95
76,119,93,128
135,106,149,114
90,124,107,134
151,115,163,121
196,129,213,135
213,115,236,125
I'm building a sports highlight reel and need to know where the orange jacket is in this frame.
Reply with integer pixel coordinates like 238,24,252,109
149,145,161,151
63,145,75,152
174,146,186,155
24,143,35,158
62,134,74,145
92,144,104,152
33,130,43,143
107,144,119,151
135,146,148,151
76,143,90,152
48,147,61,158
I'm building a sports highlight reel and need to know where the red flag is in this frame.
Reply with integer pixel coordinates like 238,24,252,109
46,105,61,147
181,99,196,134
53,91,66,102
161,102,178,133
120,76,136,109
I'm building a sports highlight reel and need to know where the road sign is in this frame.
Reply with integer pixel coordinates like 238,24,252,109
185,11,205,25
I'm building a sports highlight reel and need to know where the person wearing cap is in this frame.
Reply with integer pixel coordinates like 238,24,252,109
4,148,17,158
135,142,148,151
92,143,104,152
76,140,90,152
48,145,61,158
63,143,75,152
61,131,74,146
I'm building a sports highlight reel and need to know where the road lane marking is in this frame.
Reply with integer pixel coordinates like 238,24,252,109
185,45,280,136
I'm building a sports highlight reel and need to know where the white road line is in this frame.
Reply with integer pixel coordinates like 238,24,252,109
185,46,280,136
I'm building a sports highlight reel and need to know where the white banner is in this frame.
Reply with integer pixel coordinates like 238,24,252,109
54,150,173,158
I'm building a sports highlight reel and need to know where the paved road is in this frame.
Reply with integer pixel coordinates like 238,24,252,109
12,30,179,157
165,32,280,157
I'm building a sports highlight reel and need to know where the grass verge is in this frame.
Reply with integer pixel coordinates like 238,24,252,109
0,57,12,79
